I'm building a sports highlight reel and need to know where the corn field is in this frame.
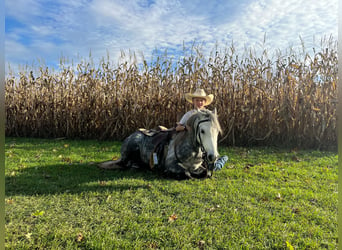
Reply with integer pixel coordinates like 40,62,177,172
5,37,338,149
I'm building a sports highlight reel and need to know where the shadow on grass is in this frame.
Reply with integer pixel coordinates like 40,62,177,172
5,162,161,196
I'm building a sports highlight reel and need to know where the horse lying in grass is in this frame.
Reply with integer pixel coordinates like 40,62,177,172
98,109,222,179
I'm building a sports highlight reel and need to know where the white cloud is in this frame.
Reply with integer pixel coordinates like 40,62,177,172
5,0,41,22
211,0,337,55
5,0,338,75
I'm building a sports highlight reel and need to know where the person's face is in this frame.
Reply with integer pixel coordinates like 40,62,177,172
193,97,206,109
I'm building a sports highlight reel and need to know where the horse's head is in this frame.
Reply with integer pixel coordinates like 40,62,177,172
187,109,222,168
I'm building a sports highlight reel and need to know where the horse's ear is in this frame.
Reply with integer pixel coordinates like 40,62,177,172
213,108,217,116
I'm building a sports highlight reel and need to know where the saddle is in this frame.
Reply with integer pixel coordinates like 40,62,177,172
138,126,176,169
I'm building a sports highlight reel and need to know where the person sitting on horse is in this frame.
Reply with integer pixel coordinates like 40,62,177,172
176,88,213,132
176,88,228,171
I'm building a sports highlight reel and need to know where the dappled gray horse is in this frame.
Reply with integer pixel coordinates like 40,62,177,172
98,110,222,179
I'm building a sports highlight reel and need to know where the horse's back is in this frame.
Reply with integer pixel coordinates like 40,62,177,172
121,131,155,167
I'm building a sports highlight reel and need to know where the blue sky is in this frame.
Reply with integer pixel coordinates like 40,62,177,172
5,0,338,75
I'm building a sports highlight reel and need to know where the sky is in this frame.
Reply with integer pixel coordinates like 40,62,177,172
5,0,338,75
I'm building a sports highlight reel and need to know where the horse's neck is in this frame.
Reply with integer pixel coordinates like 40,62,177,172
174,131,192,147
173,131,201,159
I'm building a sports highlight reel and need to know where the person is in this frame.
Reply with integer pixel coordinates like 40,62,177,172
175,88,213,132
176,88,228,171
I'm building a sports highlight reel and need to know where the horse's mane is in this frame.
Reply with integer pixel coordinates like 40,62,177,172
187,109,222,135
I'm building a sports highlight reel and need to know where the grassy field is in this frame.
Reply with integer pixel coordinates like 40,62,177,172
5,137,338,249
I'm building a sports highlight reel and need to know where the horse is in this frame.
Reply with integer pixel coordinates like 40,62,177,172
98,109,222,179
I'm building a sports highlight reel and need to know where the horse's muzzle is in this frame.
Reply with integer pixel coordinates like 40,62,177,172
204,154,218,174
207,153,217,163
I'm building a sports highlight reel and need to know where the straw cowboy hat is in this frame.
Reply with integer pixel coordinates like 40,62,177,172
185,88,214,105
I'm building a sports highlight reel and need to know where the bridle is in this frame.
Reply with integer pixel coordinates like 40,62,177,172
195,118,211,167
196,118,211,152
174,118,212,166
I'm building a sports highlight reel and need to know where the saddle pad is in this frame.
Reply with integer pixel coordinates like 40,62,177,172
138,126,170,137
138,128,159,137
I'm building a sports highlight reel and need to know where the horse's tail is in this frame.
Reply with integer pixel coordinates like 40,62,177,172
97,159,123,170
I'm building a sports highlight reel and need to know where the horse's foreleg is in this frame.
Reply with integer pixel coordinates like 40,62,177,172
184,170,194,179
176,162,194,179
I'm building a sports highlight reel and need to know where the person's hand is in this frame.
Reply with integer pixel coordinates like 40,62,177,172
176,124,185,132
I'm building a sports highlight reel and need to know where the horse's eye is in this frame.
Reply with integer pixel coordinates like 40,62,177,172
200,129,205,134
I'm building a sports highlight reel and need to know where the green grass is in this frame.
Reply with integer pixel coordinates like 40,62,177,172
5,137,337,249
